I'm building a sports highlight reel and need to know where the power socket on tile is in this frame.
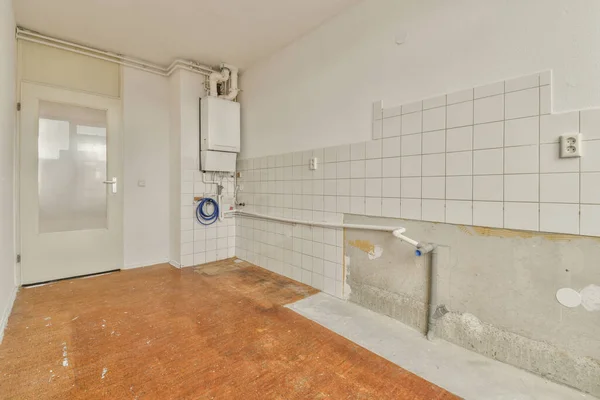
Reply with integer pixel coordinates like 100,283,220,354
560,133,583,158
309,157,318,170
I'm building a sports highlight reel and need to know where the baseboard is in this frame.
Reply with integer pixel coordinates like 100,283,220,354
169,260,181,269
123,258,170,270
0,285,18,345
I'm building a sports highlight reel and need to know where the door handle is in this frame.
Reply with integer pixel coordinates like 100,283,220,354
103,177,117,194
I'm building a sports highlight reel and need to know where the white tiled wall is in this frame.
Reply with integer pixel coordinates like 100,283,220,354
235,71,600,295
179,171,236,267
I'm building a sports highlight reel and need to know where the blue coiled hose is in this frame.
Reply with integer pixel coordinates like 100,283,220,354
195,198,219,225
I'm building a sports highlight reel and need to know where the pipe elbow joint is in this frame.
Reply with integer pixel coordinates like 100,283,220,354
416,242,435,256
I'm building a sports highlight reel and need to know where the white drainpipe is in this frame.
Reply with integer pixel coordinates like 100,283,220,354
208,68,229,97
219,64,240,101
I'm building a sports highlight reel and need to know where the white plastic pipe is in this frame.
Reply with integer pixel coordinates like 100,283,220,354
16,27,216,77
227,210,423,247
208,69,229,97
219,64,240,101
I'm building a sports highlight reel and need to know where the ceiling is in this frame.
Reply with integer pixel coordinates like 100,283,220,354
14,0,359,70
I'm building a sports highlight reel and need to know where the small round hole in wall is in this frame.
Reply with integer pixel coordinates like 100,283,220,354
556,288,582,308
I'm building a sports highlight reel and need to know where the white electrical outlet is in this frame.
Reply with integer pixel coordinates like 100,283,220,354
309,157,318,170
560,133,583,158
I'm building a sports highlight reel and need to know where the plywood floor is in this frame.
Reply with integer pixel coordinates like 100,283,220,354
0,258,458,399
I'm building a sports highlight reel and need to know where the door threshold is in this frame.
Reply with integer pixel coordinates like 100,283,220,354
23,269,120,288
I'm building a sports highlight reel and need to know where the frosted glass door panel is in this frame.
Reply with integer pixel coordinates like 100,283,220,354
38,101,108,233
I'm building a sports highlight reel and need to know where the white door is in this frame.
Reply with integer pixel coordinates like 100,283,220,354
20,83,123,284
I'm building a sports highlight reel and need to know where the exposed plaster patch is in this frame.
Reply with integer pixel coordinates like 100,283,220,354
556,288,582,308
580,285,600,311
368,245,383,260
460,313,484,336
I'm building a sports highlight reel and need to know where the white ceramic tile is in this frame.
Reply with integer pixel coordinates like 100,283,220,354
581,140,600,172
382,157,401,177
540,71,551,86
423,107,446,132
337,145,351,162
473,121,503,150
504,116,539,147
382,178,401,197
402,101,422,114
381,198,401,217
447,89,473,105
365,178,382,197
446,200,472,224
504,202,538,231
422,153,445,176
351,142,366,160
372,119,383,140
540,112,579,144
350,179,365,197
401,177,421,198
505,87,539,119
336,161,350,178
540,85,551,115
365,159,382,178
539,143,579,173
423,95,446,110
540,173,579,203
382,137,401,158
336,179,350,196
350,160,366,178
504,145,538,174
401,199,421,220
447,101,474,128
383,115,402,138
382,105,402,118
372,100,383,120
446,126,473,152
324,147,337,163
580,205,600,236
474,94,504,124
422,199,445,222
401,133,421,156
422,177,445,199
350,197,365,214
581,109,600,140
323,163,337,179
323,180,336,195
365,197,382,216
473,148,503,175
505,74,539,92
504,174,539,202
401,155,421,177
473,201,503,228
402,112,422,135
446,176,472,200
446,151,472,176
366,140,382,159
539,203,579,235
581,173,600,204
337,196,350,213
323,196,336,212
422,130,446,154
474,81,504,99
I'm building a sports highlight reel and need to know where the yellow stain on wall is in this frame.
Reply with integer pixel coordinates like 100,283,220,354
458,225,600,242
348,239,376,254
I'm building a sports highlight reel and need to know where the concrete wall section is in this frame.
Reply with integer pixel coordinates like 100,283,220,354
344,214,600,395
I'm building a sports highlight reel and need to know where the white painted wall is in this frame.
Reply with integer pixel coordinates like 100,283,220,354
122,67,170,268
0,0,17,340
240,0,600,158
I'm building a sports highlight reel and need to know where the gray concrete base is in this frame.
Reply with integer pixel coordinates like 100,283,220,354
287,292,596,400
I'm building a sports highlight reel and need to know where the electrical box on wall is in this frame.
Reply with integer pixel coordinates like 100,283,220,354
199,97,240,172
200,97,240,153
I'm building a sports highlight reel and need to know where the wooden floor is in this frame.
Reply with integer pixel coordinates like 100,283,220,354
0,258,458,399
